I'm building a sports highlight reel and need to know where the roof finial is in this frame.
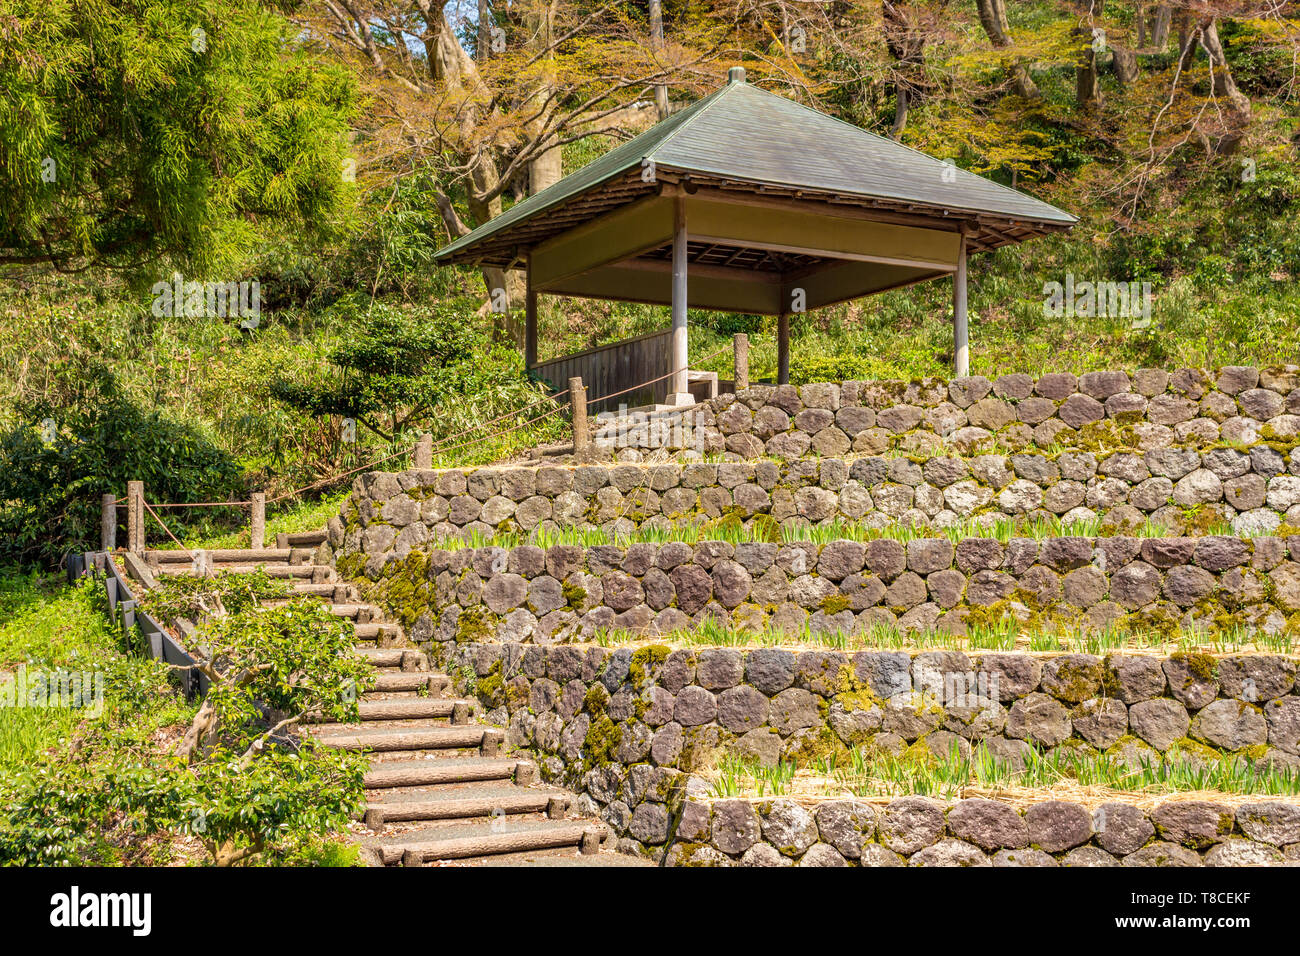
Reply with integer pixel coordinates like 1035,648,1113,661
727,66,746,84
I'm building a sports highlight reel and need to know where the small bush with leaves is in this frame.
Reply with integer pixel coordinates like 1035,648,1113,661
139,569,289,625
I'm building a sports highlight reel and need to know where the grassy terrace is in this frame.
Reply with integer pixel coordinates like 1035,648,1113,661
408,513,1279,554
707,745,1300,804
589,620,1298,656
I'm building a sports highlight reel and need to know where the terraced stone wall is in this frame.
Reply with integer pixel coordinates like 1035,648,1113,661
664,795,1300,867
335,443,1300,566
434,638,1300,860
695,366,1300,461
351,535,1300,646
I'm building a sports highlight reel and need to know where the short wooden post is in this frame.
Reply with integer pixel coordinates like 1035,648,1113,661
101,493,117,552
569,376,589,454
250,492,266,550
126,481,145,554
413,433,432,469
733,333,750,391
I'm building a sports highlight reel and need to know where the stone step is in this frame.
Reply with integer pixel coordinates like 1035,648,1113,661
363,757,527,789
364,819,605,866
316,726,500,754
364,786,561,828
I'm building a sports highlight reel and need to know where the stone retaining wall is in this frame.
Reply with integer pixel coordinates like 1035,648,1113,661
434,638,1300,861
665,795,1300,867
354,535,1300,646
336,442,1300,562
600,365,1300,461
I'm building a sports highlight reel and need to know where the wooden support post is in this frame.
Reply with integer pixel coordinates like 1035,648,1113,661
777,312,790,385
101,493,116,552
127,481,145,554
569,376,589,455
250,492,266,550
413,433,432,470
954,234,969,377
670,196,689,401
733,333,750,391
524,258,538,369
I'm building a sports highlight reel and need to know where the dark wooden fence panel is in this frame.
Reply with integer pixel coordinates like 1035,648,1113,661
530,328,673,414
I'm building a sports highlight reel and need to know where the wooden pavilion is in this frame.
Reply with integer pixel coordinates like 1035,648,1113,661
435,67,1075,406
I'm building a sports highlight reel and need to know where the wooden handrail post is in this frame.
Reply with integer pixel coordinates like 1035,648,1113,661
101,493,117,552
250,492,266,550
126,481,145,554
413,432,433,470
733,333,750,391
569,377,589,455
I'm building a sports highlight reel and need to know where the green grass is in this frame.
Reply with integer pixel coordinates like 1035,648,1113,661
710,740,1300,802
590,618,1296,656
417,513,1186,555
0,574,195,775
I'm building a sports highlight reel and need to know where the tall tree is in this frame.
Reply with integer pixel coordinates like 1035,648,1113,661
306,0,724,332
0,0,356,276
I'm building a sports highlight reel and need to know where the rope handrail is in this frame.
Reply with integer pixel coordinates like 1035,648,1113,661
117,340,738,547
424,402,569,461
142,499,194,558
423,386,569,456
266,444,413,504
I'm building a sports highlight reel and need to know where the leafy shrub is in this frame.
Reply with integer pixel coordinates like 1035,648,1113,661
0,593,370,866
139,569,288,624
0,360,244,568
270,295,556,445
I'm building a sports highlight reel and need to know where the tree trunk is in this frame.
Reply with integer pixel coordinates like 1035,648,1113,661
526,1,563,199
1075,25,1102,109
1151,4,1171,48
1199,17,1251,153
649,0,669,119
1113,44,1139,85
1136,2,1146,47
891,86,909,139
477,0,491,61
973,0,1040,99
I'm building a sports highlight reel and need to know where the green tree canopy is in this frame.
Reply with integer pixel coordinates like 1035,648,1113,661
0,0,357,275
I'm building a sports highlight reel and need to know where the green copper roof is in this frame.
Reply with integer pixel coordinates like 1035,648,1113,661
435,75,1074,263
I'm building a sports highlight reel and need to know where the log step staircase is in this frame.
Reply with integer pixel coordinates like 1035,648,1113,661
144,544,640,867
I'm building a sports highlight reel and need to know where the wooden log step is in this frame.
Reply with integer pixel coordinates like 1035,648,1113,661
363,758,525,789
376,821,606,866
325,604,365,619
365,790,554,827
370,673,449,694
153,564,323,579
152,548,292,564
353,698,469,721
290,583,336,597
353,623,392,641
356,647,404,667
316,726,486,752
278,530,327,548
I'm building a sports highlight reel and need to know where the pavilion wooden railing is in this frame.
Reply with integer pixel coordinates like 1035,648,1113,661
529,328,675,414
